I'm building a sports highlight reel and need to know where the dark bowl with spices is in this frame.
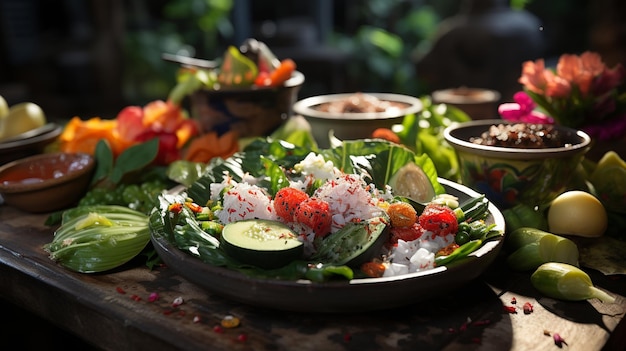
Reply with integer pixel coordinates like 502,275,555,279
190,71,305,138
444,119,591,209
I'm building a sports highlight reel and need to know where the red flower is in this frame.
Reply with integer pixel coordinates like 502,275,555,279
116,100,199,165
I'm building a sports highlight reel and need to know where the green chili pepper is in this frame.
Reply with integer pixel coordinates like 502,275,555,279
305,264,354,282
435,239,482,266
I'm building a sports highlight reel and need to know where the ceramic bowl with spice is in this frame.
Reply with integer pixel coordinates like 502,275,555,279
443,119,591,209
293,92,423,148
0,152,95,213
189,71,305,138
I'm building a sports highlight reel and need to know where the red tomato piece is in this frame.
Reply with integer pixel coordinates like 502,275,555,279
418,203,459,237
274,187,309,222
294,197,332,237
387,222,424,248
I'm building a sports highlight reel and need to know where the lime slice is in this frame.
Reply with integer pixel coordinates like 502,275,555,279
389,163,436,204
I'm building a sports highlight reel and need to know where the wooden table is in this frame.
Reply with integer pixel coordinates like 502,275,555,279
0,205,624,351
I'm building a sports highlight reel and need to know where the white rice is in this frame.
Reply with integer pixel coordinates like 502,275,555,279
313,173,384,233
216,182,278,223
294,152,341,181
383,232,456,276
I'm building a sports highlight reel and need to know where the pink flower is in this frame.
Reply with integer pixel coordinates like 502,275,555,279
498,92,554,124
510,51,626,140
592,64,626,96
518,59,549,95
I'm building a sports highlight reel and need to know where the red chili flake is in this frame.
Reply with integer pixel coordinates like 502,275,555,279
471,337,481,344
503,305,517,314
448,327,457,334
523,302,534,314
172,296,184,307
178,310,186,317
148,292,159,302
130,294,142,302
163,309,172,315
193,315,201,323
459,322,468,331
553,333,567,347
213,325,224,333
344,333,352,342
115,287,126,294
237,333,248,342
510,297,517,304
472,319,491,326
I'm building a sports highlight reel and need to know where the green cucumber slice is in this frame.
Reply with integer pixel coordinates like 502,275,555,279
221,219,304,269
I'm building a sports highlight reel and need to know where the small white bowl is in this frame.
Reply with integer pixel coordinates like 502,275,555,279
293,93,423,148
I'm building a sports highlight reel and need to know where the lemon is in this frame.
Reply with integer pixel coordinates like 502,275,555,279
389,162,436,204
0,102,46,140
547,191,608,238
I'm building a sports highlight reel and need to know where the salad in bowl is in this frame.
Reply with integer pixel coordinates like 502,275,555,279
151,138,505,312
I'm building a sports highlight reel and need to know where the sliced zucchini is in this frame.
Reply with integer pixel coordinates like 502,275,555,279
220,219,304,269
312,216,390,267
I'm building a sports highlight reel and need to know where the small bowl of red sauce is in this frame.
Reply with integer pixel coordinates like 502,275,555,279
0,152,95,213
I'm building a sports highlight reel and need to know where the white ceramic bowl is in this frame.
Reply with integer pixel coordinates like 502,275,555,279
293,93,423,148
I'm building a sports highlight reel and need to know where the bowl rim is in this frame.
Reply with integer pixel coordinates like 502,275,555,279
293,93,423,120
0,152,95,193
0,123,62,151
196,70,305,94
443,119,592,159
432,88,501,104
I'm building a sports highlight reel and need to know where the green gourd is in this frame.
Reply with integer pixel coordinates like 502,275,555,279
531,262,615,303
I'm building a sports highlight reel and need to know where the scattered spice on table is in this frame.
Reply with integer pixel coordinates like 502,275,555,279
148,292,159,302
503,305,517,314
171,296,184,307
523,302,534,314
553,333,567,347
221,315,240,328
